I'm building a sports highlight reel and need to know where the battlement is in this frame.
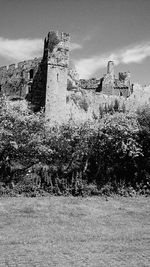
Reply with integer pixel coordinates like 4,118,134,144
0,57,42,78
0,64,18,73
46,31,70,44
0,65,8,73
9,64,16,71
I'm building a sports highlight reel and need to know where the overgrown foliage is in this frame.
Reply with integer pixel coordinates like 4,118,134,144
0,96,150,196
68,92,89,112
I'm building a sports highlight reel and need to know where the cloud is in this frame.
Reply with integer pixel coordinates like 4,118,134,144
83,35,91,42
0,37,43,61
75,41,150,78
0,37,82,62
121,43,150,64
75,54,118,79
70,42,82,51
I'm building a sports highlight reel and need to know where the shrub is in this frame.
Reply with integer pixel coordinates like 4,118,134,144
0,96,149,196
136,105,150,186
113,98,120,111
68,92,89,112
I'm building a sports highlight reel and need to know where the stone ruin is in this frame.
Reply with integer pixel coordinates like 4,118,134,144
100,61,132,97
0,31,75,122
79,61,132,97
0,31,133,122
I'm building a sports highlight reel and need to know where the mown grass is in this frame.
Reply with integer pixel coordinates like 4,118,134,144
0,196,149,266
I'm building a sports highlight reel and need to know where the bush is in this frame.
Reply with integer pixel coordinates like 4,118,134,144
68,92,89,112
136,105,150,187
0,96,149,196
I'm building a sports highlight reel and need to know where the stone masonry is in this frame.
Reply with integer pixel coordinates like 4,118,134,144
79,61,132,97
45,31,70,122
96,61,132,97
0,31,132,123
0,58,42,101
0,31,71,122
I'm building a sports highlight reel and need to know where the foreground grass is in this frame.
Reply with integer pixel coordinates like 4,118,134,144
0,196,149,267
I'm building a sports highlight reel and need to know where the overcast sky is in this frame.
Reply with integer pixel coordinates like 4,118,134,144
0,0,150,84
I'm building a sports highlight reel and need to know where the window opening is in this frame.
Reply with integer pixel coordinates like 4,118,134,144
28,85,32,93
29,69,34,79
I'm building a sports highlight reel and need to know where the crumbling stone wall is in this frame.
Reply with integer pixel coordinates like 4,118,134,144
113,71,131,97
102,74,114,95
0,31,132,123
78,62,132,98
100,61,131,97
118,72,130,87
0,58,41,100
0,31,70,118
79,78,100,90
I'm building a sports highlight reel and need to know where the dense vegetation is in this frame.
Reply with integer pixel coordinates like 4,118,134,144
0,95,150,196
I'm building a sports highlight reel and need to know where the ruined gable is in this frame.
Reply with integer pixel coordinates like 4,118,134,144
98,61,132,97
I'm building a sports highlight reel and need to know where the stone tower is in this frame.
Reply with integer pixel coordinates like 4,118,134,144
102,61,115,95
44,31,70,123
107,60,115,82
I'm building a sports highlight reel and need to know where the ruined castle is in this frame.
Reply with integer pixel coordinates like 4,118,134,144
79,61,132,97
0,31,132,122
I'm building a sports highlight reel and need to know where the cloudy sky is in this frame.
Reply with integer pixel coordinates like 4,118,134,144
0,0,150,84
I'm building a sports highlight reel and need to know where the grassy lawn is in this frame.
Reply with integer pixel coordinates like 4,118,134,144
0,196,149,267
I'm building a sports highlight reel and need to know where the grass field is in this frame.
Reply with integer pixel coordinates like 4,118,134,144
0,196,149,267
